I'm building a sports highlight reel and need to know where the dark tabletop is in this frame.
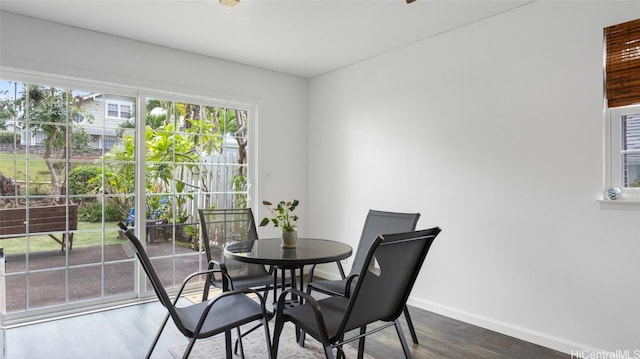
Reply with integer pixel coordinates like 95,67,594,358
224,238,352,267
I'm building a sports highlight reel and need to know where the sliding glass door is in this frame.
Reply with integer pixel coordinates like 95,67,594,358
0,74,253,324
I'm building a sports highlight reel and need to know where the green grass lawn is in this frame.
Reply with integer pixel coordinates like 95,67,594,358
0,153,53,195
0,221,125,255
0,154,196,255
0,154,126,254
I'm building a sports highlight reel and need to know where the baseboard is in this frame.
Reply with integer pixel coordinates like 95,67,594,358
312,268,343,281
407,298,603,356
312,269,602,356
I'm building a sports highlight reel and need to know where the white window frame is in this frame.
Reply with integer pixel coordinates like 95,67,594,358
601,105,640,209
105,99,132,119
71,112,85,124
0,66,258,323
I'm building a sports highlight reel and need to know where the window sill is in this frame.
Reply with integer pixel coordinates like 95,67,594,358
597,199,640,211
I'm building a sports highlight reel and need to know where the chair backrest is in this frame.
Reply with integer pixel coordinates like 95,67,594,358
349,210,420,276
117,222,188,334
198,208,267,279
198,208,259,261
339,227,441,336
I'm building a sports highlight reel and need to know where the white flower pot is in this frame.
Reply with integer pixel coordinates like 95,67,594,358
281,230,297,248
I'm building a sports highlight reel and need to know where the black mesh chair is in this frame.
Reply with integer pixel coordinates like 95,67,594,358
198,208,278,299
198,208,291,353
272,227,441,359
117,222,272,359
306,209,421,344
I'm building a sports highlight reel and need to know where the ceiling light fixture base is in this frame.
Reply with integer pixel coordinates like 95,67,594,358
219,0,239,7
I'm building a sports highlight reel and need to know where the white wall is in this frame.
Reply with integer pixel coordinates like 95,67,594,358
0,11,309,233
307,1,640,354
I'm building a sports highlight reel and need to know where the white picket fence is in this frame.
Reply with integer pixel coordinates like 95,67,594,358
165,149,247,225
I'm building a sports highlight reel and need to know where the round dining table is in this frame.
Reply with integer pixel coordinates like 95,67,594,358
224,237,352,303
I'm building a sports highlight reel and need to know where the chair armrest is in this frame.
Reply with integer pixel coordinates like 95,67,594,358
174,269,234,305
344,274,359,298
217,287,268,308
275,288,332,343
207,259,233,291
207,259,228,272
307,264,318,283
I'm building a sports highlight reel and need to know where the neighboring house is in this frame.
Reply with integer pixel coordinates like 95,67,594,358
70,93,133,151
1,121,20,135
0,93,133,151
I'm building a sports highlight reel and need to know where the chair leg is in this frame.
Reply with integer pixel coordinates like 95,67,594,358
182,337,199,359
298,283,315,348
225,329,233,359
233,286,273,354
234,322,264,353
394,319,413,359
271,319,285,359
335,260,346,278
272,270,278,305
236,327,245,359
325,345,337,359
403,305,419,344
146,312,170,359
357,326,366,359
336,335,345,359
262,316,273,359
263,284,271,304
298,330,306,348
202,274,212,302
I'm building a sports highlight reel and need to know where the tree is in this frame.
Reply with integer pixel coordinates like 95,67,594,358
90,131,136,216
215,108,249,207
0,82,20,130
20,85,93,200
93,100,251,220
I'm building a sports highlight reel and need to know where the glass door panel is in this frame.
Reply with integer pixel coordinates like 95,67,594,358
0,80,137,319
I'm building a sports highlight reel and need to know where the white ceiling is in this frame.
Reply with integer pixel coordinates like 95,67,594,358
0,0,532,78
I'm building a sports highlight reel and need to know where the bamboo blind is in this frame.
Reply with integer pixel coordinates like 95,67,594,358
605,18,640,108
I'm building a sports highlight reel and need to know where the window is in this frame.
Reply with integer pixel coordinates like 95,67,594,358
105,100,131,119
0,80,138,323
606,106,640,200
622,114,640,187
603,18,640,204
72,112,85,123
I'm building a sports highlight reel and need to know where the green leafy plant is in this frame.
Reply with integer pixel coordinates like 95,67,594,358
18,85,94,199
259,200,299,232
71,128,93,156
78,201,123,222
68,165,100,195
0,132,19,144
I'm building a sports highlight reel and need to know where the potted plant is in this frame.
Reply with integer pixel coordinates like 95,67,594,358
259,200,299,248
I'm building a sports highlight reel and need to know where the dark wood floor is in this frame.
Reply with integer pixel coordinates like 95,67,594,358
365,307,568,359
3,296,569,359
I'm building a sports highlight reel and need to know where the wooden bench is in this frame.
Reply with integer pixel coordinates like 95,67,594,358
0,205,78,251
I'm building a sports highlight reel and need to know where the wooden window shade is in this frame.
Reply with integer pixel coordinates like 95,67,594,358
605,18,640,108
